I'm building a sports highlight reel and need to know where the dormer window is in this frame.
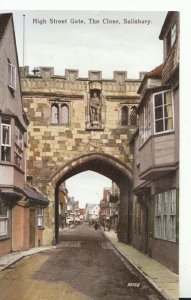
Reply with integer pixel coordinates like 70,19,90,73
8,62,16,90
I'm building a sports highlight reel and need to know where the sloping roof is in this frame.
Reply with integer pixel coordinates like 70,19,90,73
144,64,163,79
23,184,49,205
137,64,163,95
0,13,12,42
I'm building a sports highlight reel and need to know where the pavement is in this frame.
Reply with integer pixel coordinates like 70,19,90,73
103,230,179,300
0,246,55,271
0,226,73,271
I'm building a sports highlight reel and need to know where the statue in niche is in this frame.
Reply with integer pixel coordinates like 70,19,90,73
89,91,101,124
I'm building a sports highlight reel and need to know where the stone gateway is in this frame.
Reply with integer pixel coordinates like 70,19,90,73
20,67,141,245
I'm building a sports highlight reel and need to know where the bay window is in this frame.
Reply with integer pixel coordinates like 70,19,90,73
154,90,173,134
139,99,151,145
14,126,23,167
1,120,11,162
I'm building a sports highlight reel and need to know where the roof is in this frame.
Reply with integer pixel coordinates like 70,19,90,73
23,184,49,205
0,13,12,43
137,64,163,95
144,64,163,79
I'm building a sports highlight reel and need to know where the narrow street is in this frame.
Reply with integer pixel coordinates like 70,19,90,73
0,224,164,300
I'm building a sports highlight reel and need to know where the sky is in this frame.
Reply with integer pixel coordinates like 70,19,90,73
11,10,167,79
65,171,111,208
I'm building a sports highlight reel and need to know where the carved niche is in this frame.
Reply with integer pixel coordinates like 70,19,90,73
86,81,103,130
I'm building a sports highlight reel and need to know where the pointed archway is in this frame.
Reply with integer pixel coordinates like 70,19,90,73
48,152,133,244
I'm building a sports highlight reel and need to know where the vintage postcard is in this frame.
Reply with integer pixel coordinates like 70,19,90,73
0,6,188,299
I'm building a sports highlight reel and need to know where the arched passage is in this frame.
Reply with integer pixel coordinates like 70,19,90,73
49,152,133,244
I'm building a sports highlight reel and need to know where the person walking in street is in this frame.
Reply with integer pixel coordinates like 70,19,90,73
94,222,99,230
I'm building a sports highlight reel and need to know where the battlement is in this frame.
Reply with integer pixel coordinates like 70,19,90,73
19,66,144,82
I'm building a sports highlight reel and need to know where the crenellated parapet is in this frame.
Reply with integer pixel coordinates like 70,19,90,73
20,66,141,97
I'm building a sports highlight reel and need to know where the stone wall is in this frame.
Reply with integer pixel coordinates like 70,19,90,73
20,67,141,245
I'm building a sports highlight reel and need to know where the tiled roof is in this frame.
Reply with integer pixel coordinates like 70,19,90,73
145,64,163,78
0,13,12,42
23,184,49,204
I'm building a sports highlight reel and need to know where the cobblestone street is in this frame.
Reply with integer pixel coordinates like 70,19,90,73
0,224,164,300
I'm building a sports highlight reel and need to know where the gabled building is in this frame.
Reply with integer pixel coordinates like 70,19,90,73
130,11,179,273
0,13,49,256
84,203,100,222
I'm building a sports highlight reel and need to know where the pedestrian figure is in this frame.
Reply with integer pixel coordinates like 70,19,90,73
94,222,99,230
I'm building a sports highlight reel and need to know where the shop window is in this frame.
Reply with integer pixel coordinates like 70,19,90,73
1,119,11,162
154,189,176,242
0,201,9,237
37,207,44,227
121,106,128,126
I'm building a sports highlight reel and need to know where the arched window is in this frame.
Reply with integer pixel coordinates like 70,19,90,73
130,106,137,126
51,104,59,124
121,106,128,126
60,104,69,124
